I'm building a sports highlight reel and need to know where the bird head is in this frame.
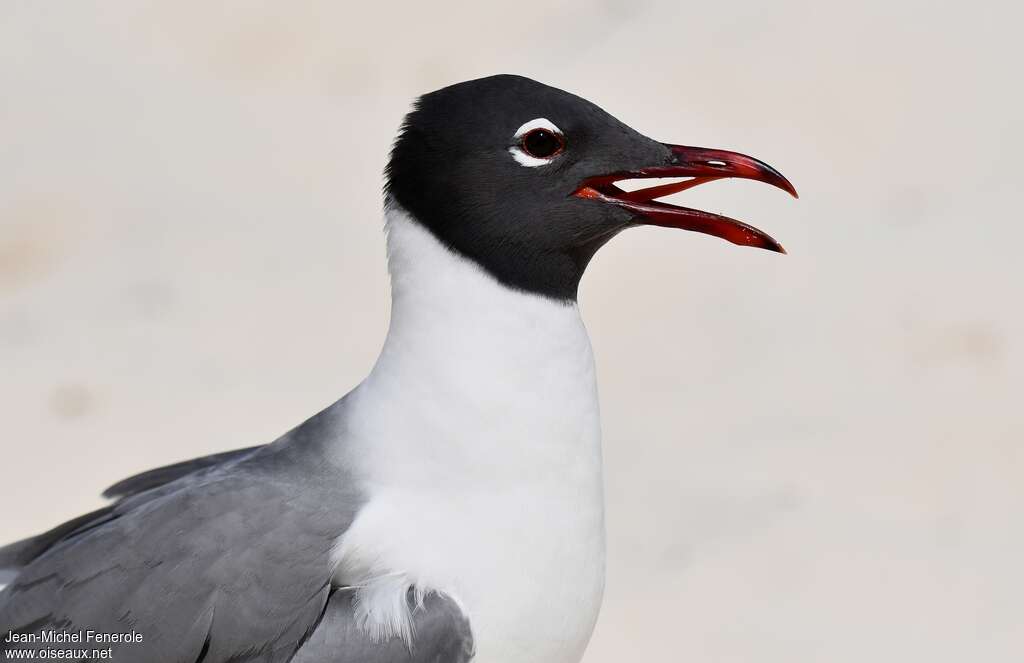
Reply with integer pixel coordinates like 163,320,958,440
385,75,797,301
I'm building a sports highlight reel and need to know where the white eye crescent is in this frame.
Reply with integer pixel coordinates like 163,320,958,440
509,118,565,167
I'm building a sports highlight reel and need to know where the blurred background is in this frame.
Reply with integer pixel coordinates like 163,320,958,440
1,1,1021,660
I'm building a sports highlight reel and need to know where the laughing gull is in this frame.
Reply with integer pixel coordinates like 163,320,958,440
0,75,795,662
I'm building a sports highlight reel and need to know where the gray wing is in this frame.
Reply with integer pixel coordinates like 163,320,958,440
0,446,260,575
291,589,474,663
101,445,262,500
0,406,349,661
1,403,475,662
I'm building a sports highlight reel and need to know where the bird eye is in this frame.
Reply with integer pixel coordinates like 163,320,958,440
509,118,565,167
520,129,564,159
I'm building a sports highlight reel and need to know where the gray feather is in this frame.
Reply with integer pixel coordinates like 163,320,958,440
0,402,405,661
101,446,262,500
0,506,115,572
1,447,262,575
291,588,475,663
2,398,475,662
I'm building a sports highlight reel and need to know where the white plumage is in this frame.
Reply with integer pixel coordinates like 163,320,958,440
332,206,606,663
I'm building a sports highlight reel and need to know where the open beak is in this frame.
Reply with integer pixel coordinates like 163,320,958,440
574,144,798,253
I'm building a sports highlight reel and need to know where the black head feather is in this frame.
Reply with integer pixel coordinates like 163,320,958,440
385,75,671,301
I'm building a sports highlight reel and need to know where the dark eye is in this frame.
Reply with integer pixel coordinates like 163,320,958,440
520,129,565,159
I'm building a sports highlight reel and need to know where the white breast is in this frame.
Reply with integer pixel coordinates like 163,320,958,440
332,207,606,663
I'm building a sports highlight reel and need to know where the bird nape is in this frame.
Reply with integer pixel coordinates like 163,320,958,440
0,75,795,663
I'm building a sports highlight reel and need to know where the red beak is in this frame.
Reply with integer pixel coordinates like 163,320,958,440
574,144,798,253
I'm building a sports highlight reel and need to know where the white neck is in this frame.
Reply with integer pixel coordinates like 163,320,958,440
363,206,599,481
333,207,606,663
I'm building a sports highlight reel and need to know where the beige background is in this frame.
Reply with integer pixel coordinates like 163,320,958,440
2,1,1022,660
